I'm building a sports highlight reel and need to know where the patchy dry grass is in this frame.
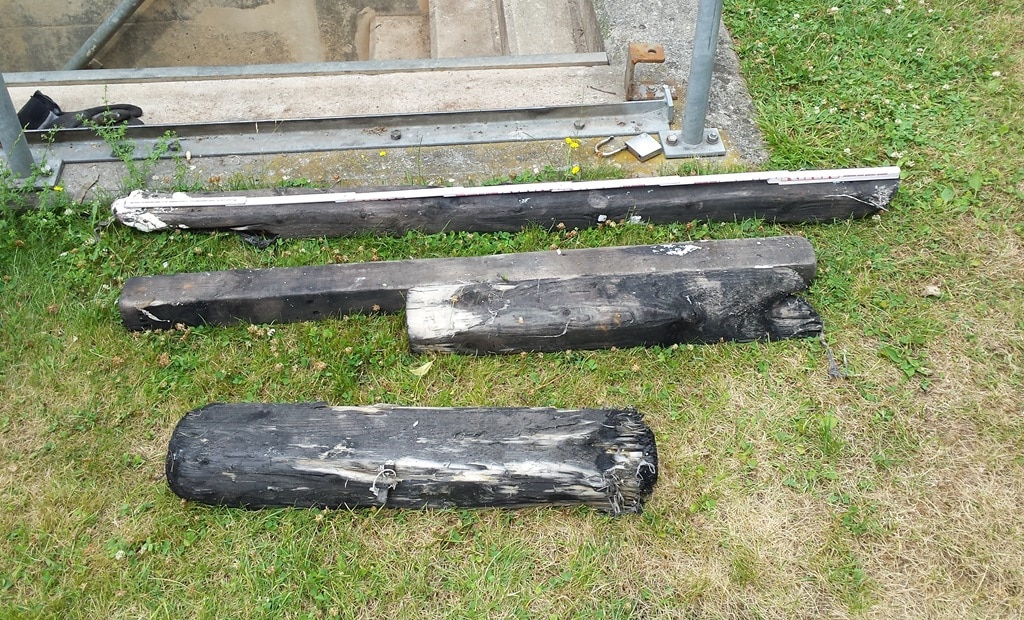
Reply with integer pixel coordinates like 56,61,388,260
2,0,1024,618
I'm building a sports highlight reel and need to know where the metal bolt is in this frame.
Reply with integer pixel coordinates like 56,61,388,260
706,129,720,144
390,129,402,140
574,119,586,130
666,132,679,145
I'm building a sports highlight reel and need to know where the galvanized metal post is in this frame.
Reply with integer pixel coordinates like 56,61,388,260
660,0,727,158
64,0,146,71
681,0,723,145
0,72,36,178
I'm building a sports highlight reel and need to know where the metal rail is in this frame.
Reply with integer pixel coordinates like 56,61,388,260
24,88,673,165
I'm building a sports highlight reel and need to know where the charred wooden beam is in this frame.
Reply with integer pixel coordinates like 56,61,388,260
112,167,900,238
407,268,822,354
166,403,658,515
119,236,816,331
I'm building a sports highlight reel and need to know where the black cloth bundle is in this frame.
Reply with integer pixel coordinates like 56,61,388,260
17,90,143,130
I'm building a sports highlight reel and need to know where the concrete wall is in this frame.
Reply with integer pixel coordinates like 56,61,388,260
0,0,421,71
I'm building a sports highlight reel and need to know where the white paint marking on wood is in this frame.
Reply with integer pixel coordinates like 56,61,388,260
110,167,901,213
656,244,702,256
111,206,172,232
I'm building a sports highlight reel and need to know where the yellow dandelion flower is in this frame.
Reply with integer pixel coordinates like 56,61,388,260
53,185,64,192
564,137,581,149
570,165,581,175
378,150,387,157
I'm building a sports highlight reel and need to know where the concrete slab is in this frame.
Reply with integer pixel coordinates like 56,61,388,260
503,0,578,56
429,0,504,58
369,14,430,61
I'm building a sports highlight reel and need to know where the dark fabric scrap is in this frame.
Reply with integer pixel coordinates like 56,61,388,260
17,91,144,130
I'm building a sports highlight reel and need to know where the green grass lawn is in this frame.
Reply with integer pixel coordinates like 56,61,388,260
2,0,1023,617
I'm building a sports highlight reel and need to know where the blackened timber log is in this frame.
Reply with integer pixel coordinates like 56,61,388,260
166,403,658,515
111,167,900,238
119,236,816,330
407,268,822,354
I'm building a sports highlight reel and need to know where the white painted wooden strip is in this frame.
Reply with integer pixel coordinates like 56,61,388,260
112,167,900,212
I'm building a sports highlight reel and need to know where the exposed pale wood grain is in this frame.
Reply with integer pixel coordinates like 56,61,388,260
406,268,822,354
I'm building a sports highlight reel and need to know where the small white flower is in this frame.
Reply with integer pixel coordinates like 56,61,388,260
885,8,892,14
991,70,1002,77
827,7,839,14
793,12,801,19
942,83,951,90
843,148,852,155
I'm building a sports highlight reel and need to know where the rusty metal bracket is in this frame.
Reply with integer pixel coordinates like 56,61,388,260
625,43,666,101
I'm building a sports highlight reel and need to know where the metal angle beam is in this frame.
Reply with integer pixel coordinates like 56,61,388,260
6,53,610,86
25,88,673,164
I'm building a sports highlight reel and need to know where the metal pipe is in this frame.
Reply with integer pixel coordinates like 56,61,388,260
0,73,35,178
681,0,724,145
63,0,147,71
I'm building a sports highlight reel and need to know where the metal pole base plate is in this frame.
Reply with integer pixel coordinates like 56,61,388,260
659,129,726,159
6,159,64,190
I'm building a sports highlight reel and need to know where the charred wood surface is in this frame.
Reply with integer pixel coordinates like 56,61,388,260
111,168,901,238
407,268,822,354
119,236,816,330
166,403,658,515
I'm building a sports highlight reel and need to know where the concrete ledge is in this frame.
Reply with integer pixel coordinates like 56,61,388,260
2,53,610,86
8,65,623,124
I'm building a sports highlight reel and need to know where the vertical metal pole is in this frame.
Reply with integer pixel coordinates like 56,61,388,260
681,0,724,146
63,0,146,70
0,72,35,178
